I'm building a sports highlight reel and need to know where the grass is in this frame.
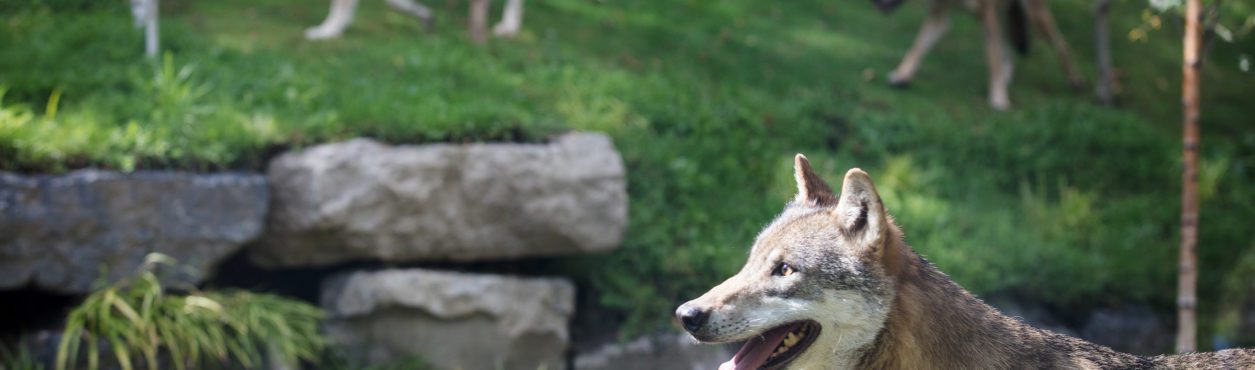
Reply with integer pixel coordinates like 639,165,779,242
2,0,1254,349
54,254,325,370
0,344,44,370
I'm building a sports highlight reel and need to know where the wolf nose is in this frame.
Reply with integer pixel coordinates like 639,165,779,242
676,304,709,332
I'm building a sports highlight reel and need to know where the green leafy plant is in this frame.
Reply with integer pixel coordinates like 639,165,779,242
0,344,45,370
55,254,325,370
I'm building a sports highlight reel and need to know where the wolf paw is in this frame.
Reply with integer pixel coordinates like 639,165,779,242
305,26,343,40
493,22,520,37
887,73,912,88
989,96,1012,111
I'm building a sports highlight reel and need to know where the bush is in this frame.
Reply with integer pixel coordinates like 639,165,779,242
54,254,325,370
0,345,44,370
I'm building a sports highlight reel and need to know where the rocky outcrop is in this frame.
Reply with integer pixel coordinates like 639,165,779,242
987,296,1077,337
1237,285,1255,347
0,170,268,294
251,133,627,267
1080,306,1170,355
322,268,574,370
574,333,735,370
991,297,1171,355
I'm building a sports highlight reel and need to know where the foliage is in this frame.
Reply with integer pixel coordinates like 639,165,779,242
1,0,1253,345
0,345,45,370
54,254,325,370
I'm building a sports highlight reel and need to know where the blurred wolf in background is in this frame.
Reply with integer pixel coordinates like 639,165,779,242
873,0,1085,110
675,154,1255,369
305,0,524,43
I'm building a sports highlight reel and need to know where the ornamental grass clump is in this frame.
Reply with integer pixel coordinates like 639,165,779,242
55,254,325,370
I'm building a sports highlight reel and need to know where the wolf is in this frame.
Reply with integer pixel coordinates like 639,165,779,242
305,0,523,43
873,0,1085,110
676,154,1255,369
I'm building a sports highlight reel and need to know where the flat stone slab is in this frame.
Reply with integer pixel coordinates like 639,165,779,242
0,170,268,293
322,268,574,370
574,333,735,370
251,132,627,267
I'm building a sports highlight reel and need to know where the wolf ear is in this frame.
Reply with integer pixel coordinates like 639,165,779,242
835,168,887,251
793,154,837,207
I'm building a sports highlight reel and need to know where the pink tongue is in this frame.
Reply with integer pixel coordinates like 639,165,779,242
717,324,796,370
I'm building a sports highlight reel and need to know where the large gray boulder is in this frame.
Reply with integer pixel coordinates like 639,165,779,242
987,296,1077,337
251,132,627,267
1237,282,1255,348
0,170,268,294
322,268,574,370
1080,305,1170,355
574,333,735,370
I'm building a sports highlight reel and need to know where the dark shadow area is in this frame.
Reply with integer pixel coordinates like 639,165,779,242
205,244,575,303
0,288,80,337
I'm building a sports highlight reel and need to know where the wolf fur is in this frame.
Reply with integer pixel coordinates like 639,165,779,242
677,154,1255,369
306,0,523,43
874,0,1085,110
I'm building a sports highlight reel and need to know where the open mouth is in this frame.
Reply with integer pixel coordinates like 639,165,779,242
718,320,820,370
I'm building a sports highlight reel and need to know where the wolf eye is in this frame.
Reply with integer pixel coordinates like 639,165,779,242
772,262,795,277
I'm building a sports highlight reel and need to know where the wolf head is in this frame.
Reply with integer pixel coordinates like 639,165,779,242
676,154,896,370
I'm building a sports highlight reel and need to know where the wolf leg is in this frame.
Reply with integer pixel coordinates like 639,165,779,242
1027,0,1084,89
386,0,434,30
130,0,160,56
144,0,159,57
888,0,953,87
469,0,491,43
981,0,1011,110
307,0,359,40
492,0,524,37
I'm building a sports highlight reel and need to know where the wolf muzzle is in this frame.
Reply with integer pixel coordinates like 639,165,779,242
675,303,710,333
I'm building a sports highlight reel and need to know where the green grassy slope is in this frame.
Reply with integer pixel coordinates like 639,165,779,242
2,0,1253,347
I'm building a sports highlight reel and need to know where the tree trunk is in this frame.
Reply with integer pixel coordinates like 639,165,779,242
1176,0,1203,354
1094,0,1113,105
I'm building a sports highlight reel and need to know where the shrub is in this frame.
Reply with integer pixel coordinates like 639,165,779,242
0,345,44,370
54,254,325,370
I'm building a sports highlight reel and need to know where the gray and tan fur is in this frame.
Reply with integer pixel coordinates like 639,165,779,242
677,154,1255,369
875,0,1085,110
306,0,523,43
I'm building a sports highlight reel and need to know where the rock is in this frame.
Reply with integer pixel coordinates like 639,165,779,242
0,170,268,294
574,333,735,370
1080,305,1171,355
1220,253,1255,348
251,133,627,267
1238,288,1255,348
322,268,574,370
987,296,1078,337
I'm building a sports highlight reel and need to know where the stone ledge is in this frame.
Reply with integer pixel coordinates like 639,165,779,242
573,332,734,370
0,170,268,294
322,268,574,370
251,132,628,267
